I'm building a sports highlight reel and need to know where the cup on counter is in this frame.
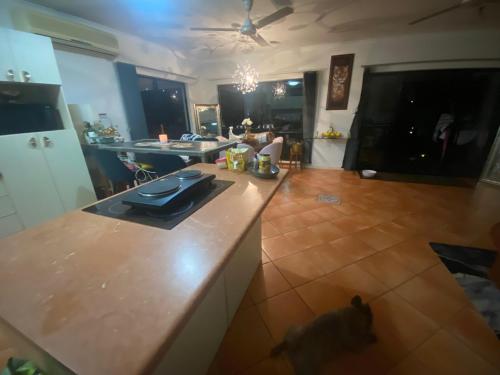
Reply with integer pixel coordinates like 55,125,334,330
159,134,168,144
257,153,271,174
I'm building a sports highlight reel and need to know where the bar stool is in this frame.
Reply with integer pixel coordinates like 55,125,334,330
289,142,303,169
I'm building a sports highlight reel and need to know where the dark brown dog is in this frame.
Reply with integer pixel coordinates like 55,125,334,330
271,295,376,375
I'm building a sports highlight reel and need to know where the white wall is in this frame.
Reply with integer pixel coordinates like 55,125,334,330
54,49,130,138
191,29,500,168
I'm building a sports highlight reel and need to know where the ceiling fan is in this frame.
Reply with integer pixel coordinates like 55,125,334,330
409,0,499,25
190,0,294,47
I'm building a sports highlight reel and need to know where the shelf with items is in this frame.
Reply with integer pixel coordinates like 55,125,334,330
305,137,348,141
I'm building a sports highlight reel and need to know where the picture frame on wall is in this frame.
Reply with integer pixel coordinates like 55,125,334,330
326,53,355,110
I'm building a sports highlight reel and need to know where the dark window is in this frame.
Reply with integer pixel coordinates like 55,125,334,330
139,76,190,140
217,80,304,142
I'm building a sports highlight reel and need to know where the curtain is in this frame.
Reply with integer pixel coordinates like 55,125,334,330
342,69,369,170
115,62,149,140
302,71,317,164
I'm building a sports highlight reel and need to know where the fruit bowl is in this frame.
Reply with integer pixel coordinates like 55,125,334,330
321,130,343,139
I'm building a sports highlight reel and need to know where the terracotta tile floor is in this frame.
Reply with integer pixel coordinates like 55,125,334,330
209,168,500,375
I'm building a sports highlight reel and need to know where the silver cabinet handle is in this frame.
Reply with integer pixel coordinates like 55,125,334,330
28,137,37,147
6,69,15,81
22,70,31,82
42,136,52,147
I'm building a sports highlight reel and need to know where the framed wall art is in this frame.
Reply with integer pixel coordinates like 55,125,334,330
326,53,355,110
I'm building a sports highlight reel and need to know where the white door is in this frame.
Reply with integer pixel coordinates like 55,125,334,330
39,129,96,211
0,28,17,83
7,29,61,85
0,133,65,228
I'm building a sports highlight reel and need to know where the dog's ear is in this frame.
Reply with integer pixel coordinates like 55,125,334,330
351,295,363,308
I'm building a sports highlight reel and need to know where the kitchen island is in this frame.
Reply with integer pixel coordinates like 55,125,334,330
0,164,287,374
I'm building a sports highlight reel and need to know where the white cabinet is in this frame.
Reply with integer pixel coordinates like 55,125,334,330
0,131,96,234
152,219,262,375
0,214,24,238
0,28,61,85
39,129,96,211
0,27,94,238
0,195,17,218
0,133,65,228
0,179,23,238
0,28,16,82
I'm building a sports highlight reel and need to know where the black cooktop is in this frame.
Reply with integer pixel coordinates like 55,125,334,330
122,172,215,211
83,171,234,230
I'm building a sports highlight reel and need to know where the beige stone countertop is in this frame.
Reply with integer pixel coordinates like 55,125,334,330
0,164,288,374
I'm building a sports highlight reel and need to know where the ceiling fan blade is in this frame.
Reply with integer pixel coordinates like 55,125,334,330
271,0,293,8
250,33,270,47
255,6,294,28
409,3,463,25
190,27,239,32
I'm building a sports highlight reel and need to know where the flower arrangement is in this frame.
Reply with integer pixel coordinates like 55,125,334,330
241,118,253,126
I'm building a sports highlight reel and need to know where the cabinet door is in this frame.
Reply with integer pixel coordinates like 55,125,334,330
0,28,17,83
39,129,96,211
7,29,61,85
0,214,24,239
0,133,65,228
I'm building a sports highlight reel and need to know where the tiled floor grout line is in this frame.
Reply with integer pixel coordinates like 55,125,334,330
366,255,441,291
266,228,440,284
440,304,500,371
266,239,387,291
264,209,429,243
269,246,377,290
383,327,442,374
270,261,317,317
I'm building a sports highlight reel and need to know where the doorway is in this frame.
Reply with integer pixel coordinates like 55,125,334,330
356,69,500,178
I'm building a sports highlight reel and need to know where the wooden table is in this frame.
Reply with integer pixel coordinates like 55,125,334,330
89,139,237,163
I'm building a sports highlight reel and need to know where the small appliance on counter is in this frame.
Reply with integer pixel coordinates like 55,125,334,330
83,170,233,230
122,170,215,211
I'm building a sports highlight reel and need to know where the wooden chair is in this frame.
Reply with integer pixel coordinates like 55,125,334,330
289,142,303,169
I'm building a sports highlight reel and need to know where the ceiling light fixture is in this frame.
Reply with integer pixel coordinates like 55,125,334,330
287,80,300,86
273,81,287,99
233,63,259,94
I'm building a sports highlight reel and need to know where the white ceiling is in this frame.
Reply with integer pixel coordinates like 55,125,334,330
26,0,500,58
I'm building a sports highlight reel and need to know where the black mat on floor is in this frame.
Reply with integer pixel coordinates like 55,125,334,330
358,171,476,187
430,242,500,339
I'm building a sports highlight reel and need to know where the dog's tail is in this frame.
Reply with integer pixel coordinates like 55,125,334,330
270,341,287,357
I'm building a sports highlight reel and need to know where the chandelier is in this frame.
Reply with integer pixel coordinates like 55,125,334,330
273,81,287,99
233,63,259,94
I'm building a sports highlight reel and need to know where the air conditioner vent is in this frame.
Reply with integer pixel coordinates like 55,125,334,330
11,9,119,57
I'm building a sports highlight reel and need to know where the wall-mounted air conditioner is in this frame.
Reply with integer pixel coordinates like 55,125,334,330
11,9,119,57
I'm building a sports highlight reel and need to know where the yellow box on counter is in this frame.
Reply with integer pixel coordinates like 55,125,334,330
226,148,250,172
